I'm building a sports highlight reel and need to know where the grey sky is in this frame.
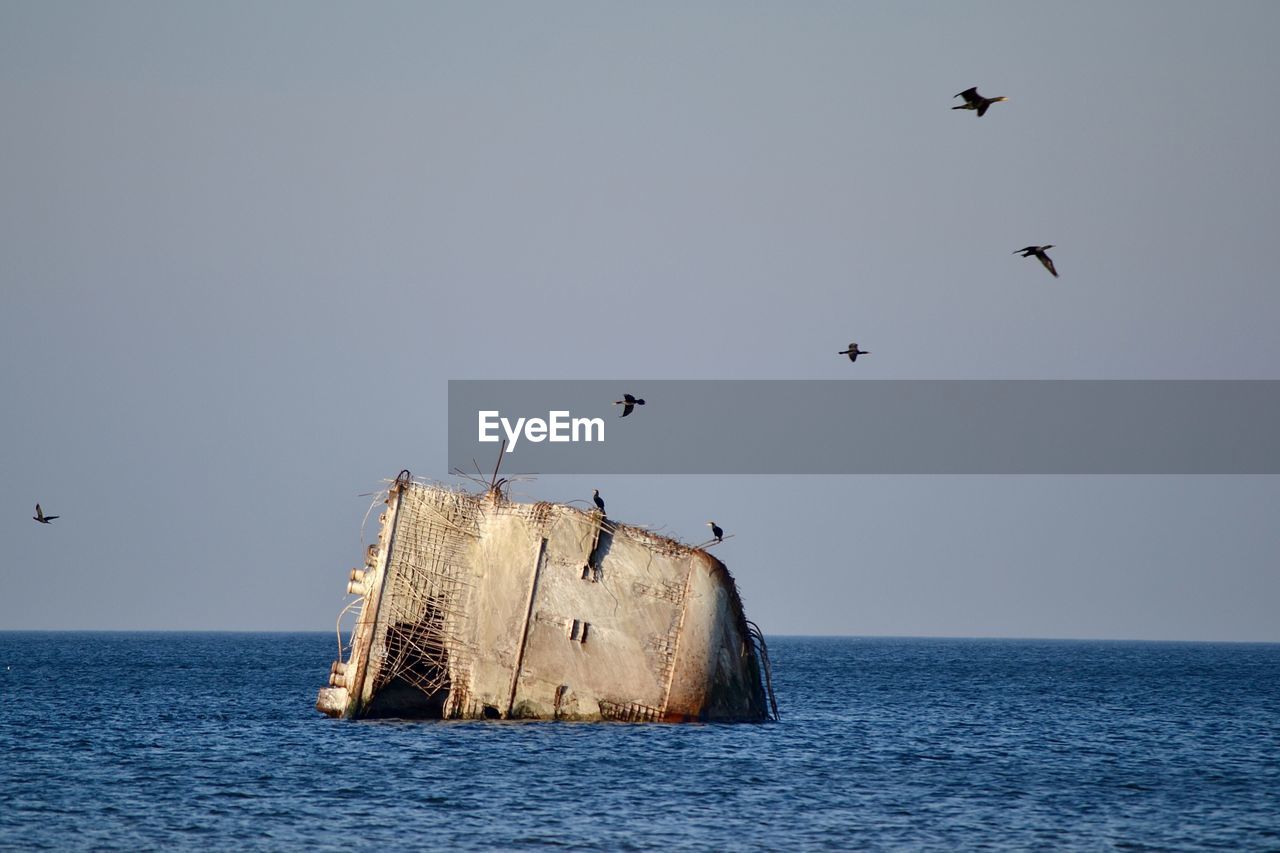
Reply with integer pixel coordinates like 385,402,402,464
3,2,1278,640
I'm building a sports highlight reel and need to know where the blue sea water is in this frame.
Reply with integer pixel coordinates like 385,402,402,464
1,634,1277,850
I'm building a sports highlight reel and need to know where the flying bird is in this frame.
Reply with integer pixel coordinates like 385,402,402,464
706,521,723,543
613,393,646,418
838,343,870,363
33,503,59,524
952,87,1008,117
1014,245,1058,278
592,489,606,514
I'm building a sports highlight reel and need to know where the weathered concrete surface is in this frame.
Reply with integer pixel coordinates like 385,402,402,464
317,478,774,722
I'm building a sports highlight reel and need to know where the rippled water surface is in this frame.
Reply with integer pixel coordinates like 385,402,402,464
1,633,1278,850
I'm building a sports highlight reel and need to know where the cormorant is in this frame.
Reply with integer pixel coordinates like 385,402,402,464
952,87,1008,117
33,503,58,524
613,393,646,418
706,521,723,543
1014,245,1058,278
838,343,870,363
592,489,605,514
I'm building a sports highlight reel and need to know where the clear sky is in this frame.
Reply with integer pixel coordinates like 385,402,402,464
3,1,1278,640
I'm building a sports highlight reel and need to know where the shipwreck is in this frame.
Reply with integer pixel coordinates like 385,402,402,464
316,473,777,722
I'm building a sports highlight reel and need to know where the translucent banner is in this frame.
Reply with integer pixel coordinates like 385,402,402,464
447,380,1280,474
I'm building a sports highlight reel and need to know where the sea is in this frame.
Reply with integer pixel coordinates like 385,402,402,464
1,633,1277,851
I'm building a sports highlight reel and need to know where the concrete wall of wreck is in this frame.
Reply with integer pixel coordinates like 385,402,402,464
461,508,541,715
509,510,683,719
453,504,685,719
663,553,765,720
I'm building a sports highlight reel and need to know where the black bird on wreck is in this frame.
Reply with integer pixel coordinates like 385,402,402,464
33,503,59,524
953,87,1008,117
1014,245,1059,278
592,489,606,514
839,342,870,362
706,521,724,543
613,393,646,417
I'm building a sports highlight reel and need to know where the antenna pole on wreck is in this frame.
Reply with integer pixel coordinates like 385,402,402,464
489,439,507,492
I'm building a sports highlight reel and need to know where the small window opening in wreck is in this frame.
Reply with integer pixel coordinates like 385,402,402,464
581,564,591,580
569,619,581,641
579,622,590,644
482,704,500,719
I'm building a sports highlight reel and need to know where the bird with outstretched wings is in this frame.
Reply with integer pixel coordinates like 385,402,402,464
953,86,1008,117
1014,245,1059,278
838,343,870,362
613,393,646,417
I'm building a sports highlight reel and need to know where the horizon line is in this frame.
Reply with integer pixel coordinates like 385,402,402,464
0,629,1276,646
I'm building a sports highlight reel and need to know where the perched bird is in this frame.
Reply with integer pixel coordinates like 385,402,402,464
838,343,870,363
33,503,59,524
613,393,646,418
706,521,723,543
592,489,606,514
952,87,1008,117
1014,245,1058,278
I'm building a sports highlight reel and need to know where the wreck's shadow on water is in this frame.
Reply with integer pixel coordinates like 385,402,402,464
2,633,1278,850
